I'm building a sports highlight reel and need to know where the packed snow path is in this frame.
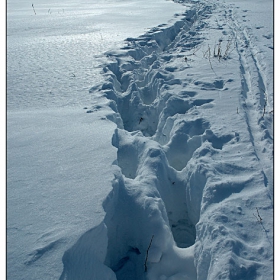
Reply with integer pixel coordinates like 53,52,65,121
60,0,273,279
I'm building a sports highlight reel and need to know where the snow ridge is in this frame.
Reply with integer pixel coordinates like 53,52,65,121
60,0,273,279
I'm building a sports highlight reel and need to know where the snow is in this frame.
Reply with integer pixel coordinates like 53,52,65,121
1,0,7,274
7,0,186,279
7,108,117,279
7,0,186,110
7,0,273,279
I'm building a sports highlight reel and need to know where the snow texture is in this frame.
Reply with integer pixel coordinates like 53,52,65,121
7,0,273,279
7,0,186,279
60,0,273,279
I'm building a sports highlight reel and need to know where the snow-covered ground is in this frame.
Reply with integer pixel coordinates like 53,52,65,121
7,0,186,110
7,0,273,279
7,0,186,279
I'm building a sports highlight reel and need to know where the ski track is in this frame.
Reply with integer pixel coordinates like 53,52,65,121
225,7,273,199
60,0,273,279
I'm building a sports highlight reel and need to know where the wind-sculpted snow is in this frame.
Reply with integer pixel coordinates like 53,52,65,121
61,0,273,279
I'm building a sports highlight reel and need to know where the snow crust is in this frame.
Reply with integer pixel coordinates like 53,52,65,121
7,0,273,279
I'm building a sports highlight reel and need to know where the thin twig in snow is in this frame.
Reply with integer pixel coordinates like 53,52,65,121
256,207,263,222
207,45,217,75
253,207,263,223
32,4,36,15
144,235,154,272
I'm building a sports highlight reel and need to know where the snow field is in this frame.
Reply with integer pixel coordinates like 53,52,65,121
7,0,186,111
61,0,273,279
6,0,273,278
7,0,187,279
7,108,118,279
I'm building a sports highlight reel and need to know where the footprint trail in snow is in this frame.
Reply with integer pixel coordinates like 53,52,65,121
60,0,273,279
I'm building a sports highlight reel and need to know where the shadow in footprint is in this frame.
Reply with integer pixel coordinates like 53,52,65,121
203,129,234,149
164,118,210,171
194,79,225,90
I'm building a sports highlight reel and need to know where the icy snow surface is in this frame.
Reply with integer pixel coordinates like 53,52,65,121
7,0,273,279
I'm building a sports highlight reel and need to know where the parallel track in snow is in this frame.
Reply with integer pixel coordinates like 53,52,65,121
226,8,273,199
